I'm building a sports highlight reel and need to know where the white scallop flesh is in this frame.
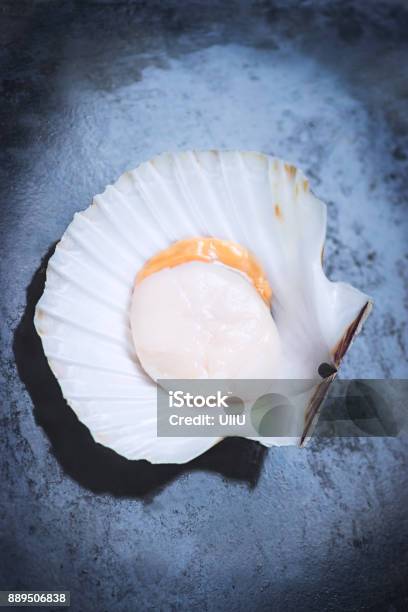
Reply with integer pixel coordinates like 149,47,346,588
130,261,281,381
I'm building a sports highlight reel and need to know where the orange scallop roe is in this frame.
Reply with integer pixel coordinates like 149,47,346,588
136,237,272,306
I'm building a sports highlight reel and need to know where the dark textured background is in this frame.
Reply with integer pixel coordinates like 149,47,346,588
1,1,408,611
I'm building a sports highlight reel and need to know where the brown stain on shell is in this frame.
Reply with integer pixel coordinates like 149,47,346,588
300,373,336,446
300,301,372,446
332,302,370,366
284,163,296,178
274,204,283,220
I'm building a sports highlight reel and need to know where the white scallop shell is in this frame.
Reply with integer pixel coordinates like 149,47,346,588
34,151,372,464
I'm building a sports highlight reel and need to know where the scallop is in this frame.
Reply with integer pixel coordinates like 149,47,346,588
131,237,280,381
34,151,372,464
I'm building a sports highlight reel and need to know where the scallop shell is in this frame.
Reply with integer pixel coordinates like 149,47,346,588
34,151,372,464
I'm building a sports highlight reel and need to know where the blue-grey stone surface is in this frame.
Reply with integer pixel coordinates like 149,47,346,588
1,1,407,611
